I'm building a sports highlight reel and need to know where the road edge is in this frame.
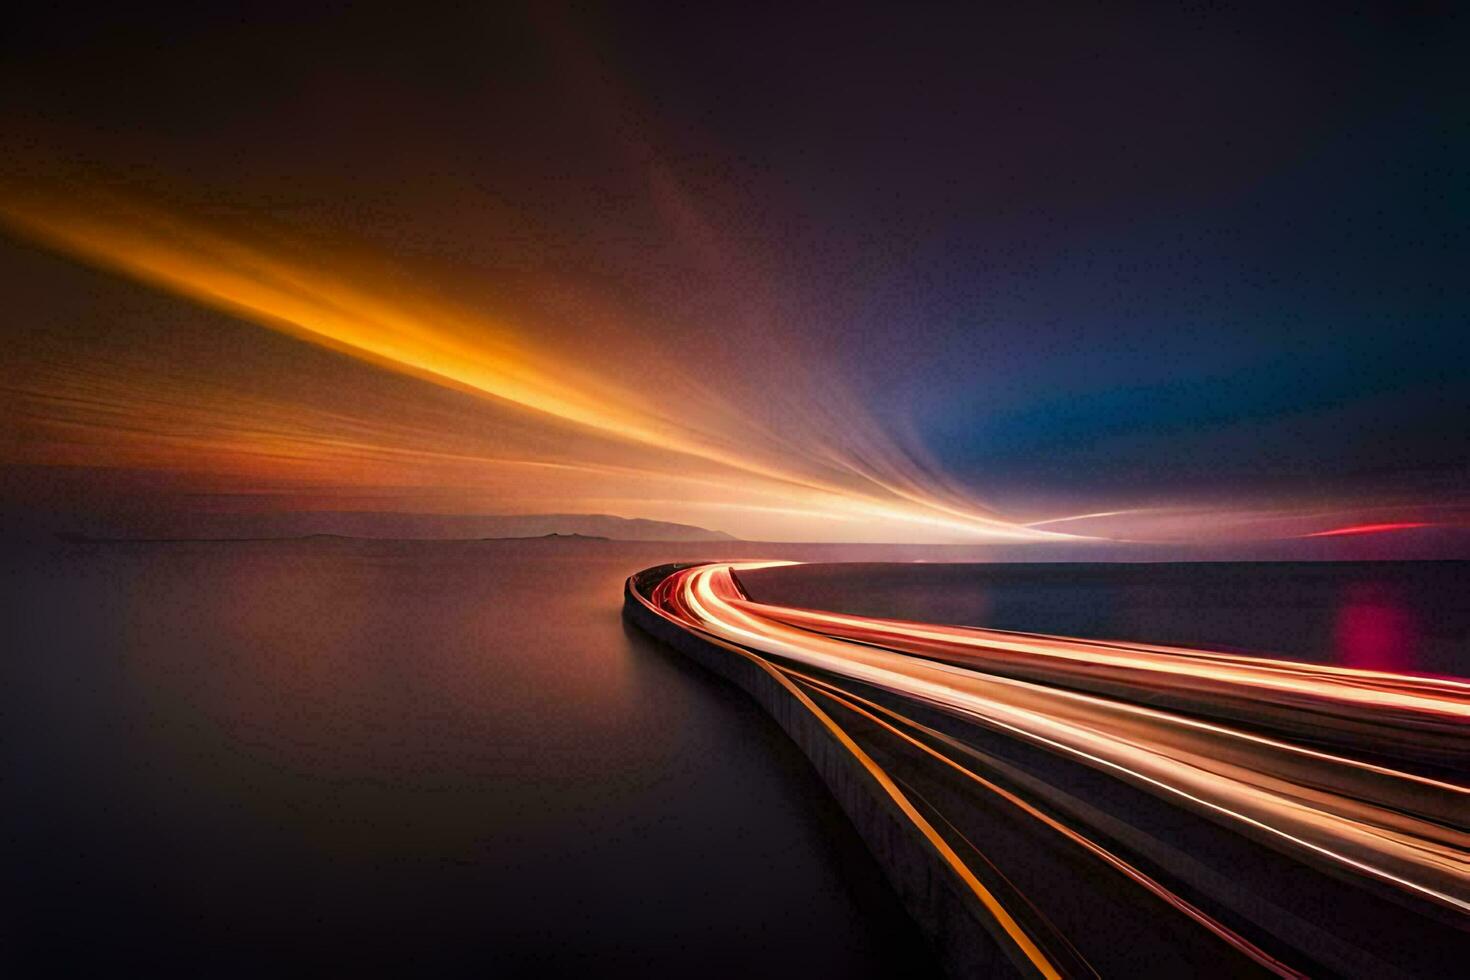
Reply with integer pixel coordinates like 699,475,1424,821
623,564,1032,979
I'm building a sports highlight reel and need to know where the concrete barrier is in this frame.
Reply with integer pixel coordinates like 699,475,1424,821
624,566,1035,979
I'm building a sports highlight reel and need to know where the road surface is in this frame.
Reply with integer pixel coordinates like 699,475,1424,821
629,561,1470,978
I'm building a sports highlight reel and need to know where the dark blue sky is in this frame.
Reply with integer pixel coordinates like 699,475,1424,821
601,3,1468,509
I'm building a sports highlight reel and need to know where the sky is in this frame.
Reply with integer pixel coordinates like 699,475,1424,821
2,2,1466,544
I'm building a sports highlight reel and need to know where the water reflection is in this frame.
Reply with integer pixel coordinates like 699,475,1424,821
1334,582,1418,673
4,539,935,977
741,561,1468,678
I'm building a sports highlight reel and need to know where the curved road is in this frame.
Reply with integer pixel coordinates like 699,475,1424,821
632,561,1470,978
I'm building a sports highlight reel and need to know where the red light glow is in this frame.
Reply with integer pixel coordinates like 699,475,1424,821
1303,522,1432,538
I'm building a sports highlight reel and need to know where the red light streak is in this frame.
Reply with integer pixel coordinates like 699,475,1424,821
1303,522,1433,538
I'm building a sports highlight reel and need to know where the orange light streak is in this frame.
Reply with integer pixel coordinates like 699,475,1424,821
790,669,1305,978
0,186,1079,543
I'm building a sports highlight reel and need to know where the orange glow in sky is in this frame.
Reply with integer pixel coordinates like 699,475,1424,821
0,185,1075,542
1,183,1461,545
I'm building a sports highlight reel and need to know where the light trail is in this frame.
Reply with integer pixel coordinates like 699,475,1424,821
629,564,1068,978
1303,522,1436,538
741,602,1470,783
787,668,1306,978
634,561,1470,974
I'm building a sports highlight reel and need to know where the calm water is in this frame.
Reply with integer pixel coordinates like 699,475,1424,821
7,542,1465,976
741,560,1470,677
3,539,933,977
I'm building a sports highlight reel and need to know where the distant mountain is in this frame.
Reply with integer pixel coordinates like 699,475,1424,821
40,511,736,542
